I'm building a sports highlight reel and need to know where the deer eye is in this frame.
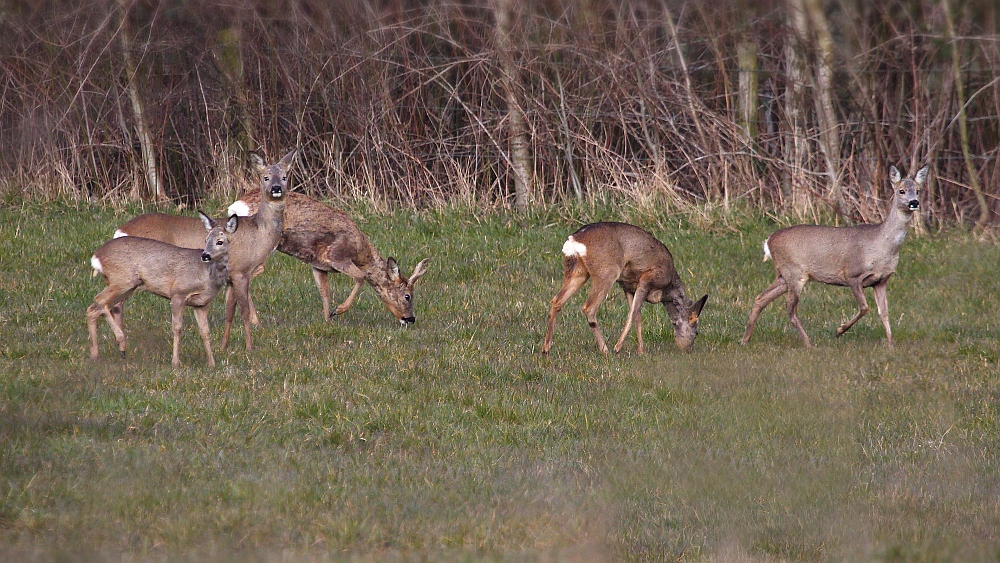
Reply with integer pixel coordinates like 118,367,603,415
264,175,271,182
898,189,905,194
281,176,287,182
404,294,411,301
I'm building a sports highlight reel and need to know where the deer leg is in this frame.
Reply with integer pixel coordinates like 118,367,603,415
311,268,332,320
622,290,645,355
785,280,812,348
170,296,185,368
193,305,215,367
231,275,254,352
89,286,131,360
740,277,788,344
836,281,870,338
581,273,618,354
247,263,266,326
328,261,367,316
614,282,651,354
542,264,589,354
221,282,237,349
873,279,893,347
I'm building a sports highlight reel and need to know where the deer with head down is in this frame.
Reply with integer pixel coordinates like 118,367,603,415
88,213,237,367
113,150,294,351
228,190,430,325
740,164,928,348
542,222,708,355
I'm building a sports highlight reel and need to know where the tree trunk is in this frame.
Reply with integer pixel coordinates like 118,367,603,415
784,2,812,218
942,0,989,232
737,41,759,143
493,0,531,210
803,0,846,219
118,0,163,201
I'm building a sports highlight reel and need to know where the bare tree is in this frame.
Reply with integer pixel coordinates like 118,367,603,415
117,0,163,201
493,0,532,210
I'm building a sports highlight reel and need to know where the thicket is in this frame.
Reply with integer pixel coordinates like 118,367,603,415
2,0,999,228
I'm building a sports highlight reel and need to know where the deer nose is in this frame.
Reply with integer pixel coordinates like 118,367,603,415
269,185,284,197
908,199,919,210
201,252,211,262
402,316,415,325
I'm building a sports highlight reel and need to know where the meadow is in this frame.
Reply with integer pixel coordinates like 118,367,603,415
2,200,1000,561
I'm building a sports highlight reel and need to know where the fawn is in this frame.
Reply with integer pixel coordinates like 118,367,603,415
88,213,237,367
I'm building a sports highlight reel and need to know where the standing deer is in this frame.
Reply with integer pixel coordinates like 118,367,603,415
88,213,237,367
228,191,430,324
542,222,708,355
113,150,294,351
740,164,928,348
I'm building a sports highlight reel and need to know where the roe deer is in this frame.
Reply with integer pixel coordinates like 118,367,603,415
228,190,430,324
542,222,708,355
88,213,237,368
740,164,929,348
113,150,294,351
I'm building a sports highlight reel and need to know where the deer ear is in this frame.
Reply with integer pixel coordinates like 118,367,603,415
386,257,400,281
409,258,430,284
278,149,296,172
689,294,708,322
889,165,901,184
250,153,265,173
915,165,929,186
198,211,214,231
226,214,239,234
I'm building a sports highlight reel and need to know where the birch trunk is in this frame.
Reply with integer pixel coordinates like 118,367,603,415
118,0,163,201
493,0,532,210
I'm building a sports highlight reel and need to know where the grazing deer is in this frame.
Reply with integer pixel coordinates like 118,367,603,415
88,213,237,368
228,191,430,324
113,150,294,351
542,222,708,355
740,165,928,348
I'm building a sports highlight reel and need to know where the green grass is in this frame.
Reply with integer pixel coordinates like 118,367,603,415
2,201,1000,561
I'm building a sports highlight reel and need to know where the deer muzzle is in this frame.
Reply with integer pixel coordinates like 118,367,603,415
269,185,284,198
201,252,211,262
908,199,919,210
401,316,415,325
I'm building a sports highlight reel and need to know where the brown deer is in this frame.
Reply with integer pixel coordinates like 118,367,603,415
740,164,928,348
542,222,708,355
228,191,430,324
88,213,237,368
113,150,294,351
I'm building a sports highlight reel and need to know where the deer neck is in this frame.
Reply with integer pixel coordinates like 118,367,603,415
256,195,286,236
208,256,229,288
877,202,914,250
363,248,389,287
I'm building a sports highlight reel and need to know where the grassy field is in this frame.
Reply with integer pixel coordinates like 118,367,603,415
2,200,1000,561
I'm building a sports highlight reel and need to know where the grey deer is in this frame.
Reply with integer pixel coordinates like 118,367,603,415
114,150,294,351
542,222,708,355
228,190,430,324
88,213,238,367
740,164,929,348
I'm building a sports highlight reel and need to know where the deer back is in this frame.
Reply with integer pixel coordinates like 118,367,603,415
568,222,682,293
115,214,207,249
230,189,377,271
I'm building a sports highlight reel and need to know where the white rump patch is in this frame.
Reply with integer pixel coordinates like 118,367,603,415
763,239,772,262
113,229,128,238
90,255,103,274
227,200,251,217
562,236,587,257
